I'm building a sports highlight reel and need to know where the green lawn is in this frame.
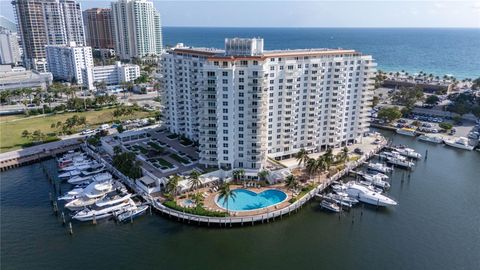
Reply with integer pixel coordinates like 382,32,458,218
0,108,155,153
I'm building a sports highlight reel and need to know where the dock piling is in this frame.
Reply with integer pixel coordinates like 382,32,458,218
68,222,73,235
61,212,66,225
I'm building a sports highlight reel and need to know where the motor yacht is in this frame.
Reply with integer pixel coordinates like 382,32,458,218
345,182,397,207
320,200,341,213
59,160,94,172
116,205,149,223
58,188,84,201
444,137,474,150
418,135,443,144
95,192,131,207
362,174,391,190
366,162,392,174
394,147,421,159
396,128,416,136
68,172,112,185
73,199,136,222
80,164,105,176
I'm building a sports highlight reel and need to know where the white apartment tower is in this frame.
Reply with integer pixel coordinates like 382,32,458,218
46,42,93,89
0,28,21,65
163,38,375,173
12,0,86,72
111,0,163,60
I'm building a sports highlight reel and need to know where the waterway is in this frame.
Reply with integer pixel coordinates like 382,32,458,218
1,131,479,270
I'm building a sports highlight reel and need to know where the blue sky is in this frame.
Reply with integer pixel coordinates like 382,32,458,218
1,0,479,27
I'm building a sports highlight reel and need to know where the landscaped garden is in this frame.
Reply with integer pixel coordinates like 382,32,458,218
169,153,191,165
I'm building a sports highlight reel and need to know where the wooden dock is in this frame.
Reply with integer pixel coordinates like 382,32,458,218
0,138,83,171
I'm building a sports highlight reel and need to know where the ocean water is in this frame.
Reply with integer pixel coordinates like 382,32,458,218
1,130,480,270
163,27,480,79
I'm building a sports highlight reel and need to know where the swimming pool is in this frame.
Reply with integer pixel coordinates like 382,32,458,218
215,189,288,211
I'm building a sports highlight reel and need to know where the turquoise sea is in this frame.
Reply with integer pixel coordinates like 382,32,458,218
163,27,480,79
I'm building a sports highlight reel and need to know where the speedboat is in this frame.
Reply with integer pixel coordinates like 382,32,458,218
331,183,347,193
396,128,416,136
367,162,392,174
418,135,443,144
394,147,421,159
73,199,136,222
116,205,149,222
345,182,397,207
320,200,340,212
362,174,391,189
443,137,474,151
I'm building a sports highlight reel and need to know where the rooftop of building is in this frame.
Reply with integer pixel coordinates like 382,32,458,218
168,38,364,60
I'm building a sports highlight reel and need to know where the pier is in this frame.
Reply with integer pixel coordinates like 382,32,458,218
0,138,83,171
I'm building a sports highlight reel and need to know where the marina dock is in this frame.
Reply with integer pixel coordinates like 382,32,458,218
0,138,83,171
79,139,387,227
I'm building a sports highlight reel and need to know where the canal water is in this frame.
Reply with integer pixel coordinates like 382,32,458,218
1,131,479,270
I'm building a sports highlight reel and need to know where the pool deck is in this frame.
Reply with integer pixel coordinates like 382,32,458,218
202,184,296,217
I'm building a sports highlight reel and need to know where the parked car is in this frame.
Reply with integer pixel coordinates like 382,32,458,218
81,129,95,135
354,148,364,155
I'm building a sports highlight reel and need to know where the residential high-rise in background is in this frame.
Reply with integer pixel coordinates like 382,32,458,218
46,42,93,89
111,0,163,60
0,24,21,65
12,0,86,72
163,38,375,173
83,8,115,49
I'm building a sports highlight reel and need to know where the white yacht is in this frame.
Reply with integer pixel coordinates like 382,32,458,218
59,160,94,172
386,156,415,168
80,164,105,176
362,174,391,189
58,188,84,201
73,199,136,222
418,135,443,144
68,172,112,185
95,192,131,207
396,128,416,136
444,137,474,151
59,170,81,179
395,147,421,159
345,182,397,207
365,170,389,180
320,200,341,213
64,181,114,210
116,205,149,223
367,162,392,174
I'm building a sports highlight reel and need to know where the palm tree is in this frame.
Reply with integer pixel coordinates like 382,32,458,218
295,148,309,167
232,170,241,182
257,170,269,182
167,174,181,198
218,183,236,215
188,171,202,191
190,192,204,207
305,158,319,179
323,148,334,169
238,168,245,182
285,175,298,191
338,146,349,163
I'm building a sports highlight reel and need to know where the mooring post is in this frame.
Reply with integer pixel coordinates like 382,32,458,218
93,214,97,225
61,212,66,225
68,222,73,235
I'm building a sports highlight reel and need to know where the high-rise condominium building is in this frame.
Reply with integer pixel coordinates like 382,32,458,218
46,42,93,89
92,61,140,86
162,38,376,174
12,0,86,72
0,28,21,65
111,0,162,60
83,8,115,49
